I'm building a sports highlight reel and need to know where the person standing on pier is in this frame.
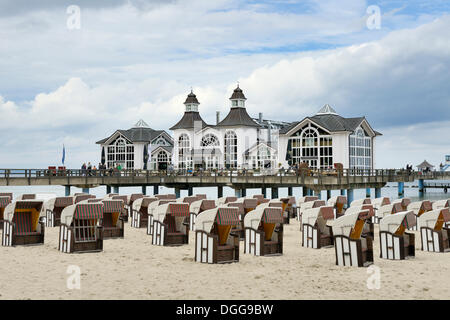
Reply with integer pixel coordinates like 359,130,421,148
81,163,87,176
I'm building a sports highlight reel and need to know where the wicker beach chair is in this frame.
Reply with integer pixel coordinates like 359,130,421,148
43,196,74,227
379,211,416,260
227,198,258,239
244,206,283,256
433,200,450,228
194,206,240,264
302,206,335,249
298,200,326,231
152,203,190,246
327,196,347,219
131,197,158,229
101,199,125,239
296,196,319,221
111,195,129,222
189,199,216,231
345,204,375,238
128,193,144,219
376,203,403,222
371,197,391,223
418,208,450,253
407,200,433,231
59,202,103,253
147,199,176,236
0,196,12,230
1,200,45,247
332,210,374,267
280,196,296,222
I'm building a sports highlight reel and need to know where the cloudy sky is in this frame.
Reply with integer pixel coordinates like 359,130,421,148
0,0,449,169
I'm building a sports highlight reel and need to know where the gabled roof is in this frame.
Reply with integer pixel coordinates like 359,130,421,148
151,145,173,155
216,108,261,128
96,126,170,145
244,141,277,155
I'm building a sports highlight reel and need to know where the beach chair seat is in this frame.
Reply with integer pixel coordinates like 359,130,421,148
419,208,450,253
152,203,189,246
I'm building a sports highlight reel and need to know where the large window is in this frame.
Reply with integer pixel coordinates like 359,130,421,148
289,123,332,169
349,127,372,170
201,134,219,147
106,137,134,169
224,131,237,168
178,134,192,169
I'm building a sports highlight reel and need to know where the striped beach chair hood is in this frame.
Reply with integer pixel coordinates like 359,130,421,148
195,206,240,233
3,200,44,223
303,206,334,227
380,210,416,233
61,202,104,226
153,202,189,223
418,208,450,230
244,206,283,229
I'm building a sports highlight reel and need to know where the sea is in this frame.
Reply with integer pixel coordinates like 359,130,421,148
1,180,449,202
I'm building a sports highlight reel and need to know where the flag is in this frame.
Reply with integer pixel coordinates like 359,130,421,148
62,144,66,165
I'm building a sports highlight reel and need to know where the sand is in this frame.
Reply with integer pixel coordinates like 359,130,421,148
1,219,449,300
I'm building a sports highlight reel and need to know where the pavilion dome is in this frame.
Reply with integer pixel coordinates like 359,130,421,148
229,85,247,101
184,91,200,105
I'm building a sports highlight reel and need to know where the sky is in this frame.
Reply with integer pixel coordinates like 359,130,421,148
0,0,449,169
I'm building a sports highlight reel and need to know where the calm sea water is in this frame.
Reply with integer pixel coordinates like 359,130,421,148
1,180,449,202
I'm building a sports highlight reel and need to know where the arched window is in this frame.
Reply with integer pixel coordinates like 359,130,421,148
201,134,219,147
106,136,134,169
288,123,332,169
224,131,237,168
350,127,371,170
178,134,191,169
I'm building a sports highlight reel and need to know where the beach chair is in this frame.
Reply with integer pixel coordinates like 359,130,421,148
194,206,240,264
0,196,12,230
345,204,375,238
433,200,450,228
280,196,296,221
376,203,403,222
128,193,144,218
296,196,319,221
244,206,284,256
43,196,74,227
327,196,347,219
189,199,216,231
392,198,411,211
152,203,190,246
215,196,238,206
379,211,416,260
298,200,326,231
111,195,129,222
350,198,371,207
228,198,258,239
419,208,450,253
147,199,176,236
101,199,125,239
131,197,158,228
371,197,391,223
332,210,374,267
59,202,104,253
74,194,96,204
407,200,433,231
1,200,45,247
302,206,335,249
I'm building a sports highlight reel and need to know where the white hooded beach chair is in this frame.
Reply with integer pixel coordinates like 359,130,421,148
350,198,371,208
189,199,216,231
147,199,176,236
371,197,391,223
302,206,335,249
407,200,433,231
227,198,259,239
194,206,240,264
392,198,411,211
152,203,190,246
345,204,375,238
332,210,374,267
418,208,450,253
1,200,45,247
379,211,416,260
43,196,74,227
59,202,104,253
215,196,238,206
432,200,450,228
376,203,403,222
279,197,296,222
0,196,12,230
131,197,158,228
101,199,125,239
244,206,284,256
110,195,129,221
298,200,326,230
128,193,144,220
296,196,319,220
327,196,347,219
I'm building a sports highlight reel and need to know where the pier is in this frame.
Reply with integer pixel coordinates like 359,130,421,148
1,168,449,205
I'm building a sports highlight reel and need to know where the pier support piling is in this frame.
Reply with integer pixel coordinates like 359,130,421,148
302,186,308,197
271,187,279,199
65,186,71,197
262,187,267,199
188,186,193,196
340,189,346,196
142,186,147,195
327,190,331,200
106,185,111,194
366,188,371,198
241,189,246,197
175,188,181,199
82,187,90,194
398,182,405,198
288,187,293,197
217,186,223,198
375,187,381,198
235,189,242,198
113,186,119,194
347,189,354,207
418,179,425,197
153,185,159,195
314,190,321,200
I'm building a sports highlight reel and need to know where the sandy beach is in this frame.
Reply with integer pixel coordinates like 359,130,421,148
1,219,449,300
